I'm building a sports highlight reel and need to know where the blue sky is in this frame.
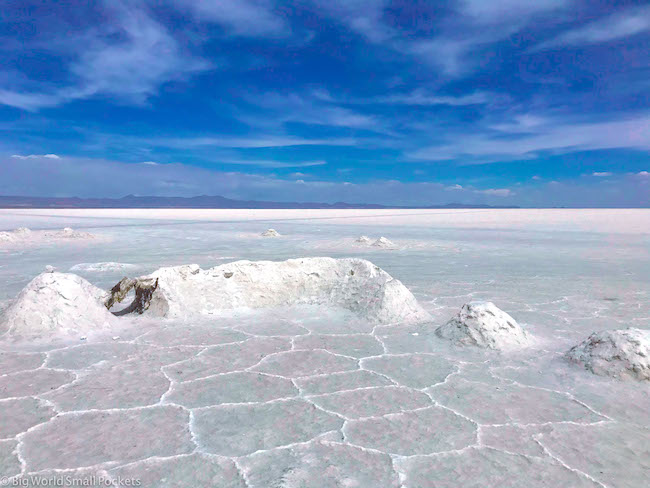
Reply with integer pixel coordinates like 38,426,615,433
0,0,649,206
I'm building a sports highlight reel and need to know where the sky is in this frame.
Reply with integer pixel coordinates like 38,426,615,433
0,0,649,207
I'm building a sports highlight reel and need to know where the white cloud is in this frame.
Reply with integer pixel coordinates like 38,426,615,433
592,172,612,177
637,171,649,177
311,0,393,43
372,90,493,106
240,92,381,131
11,154,60,160
169,0,288,37
476,188,513,197
0,2,207,111
2,155,648,207
461,0,567,23
409,113,650,162
219,159,327,168
533,5,650,51
141,161,159,165
445,184,463,190
402,0,568,77
158,135,355,149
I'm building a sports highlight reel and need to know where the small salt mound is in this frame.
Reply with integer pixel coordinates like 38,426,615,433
261,229,281,237
435,301,529,350
0,228,31,242
0,272,115,338
566,328,650,381
46,227,95,239
13,227,32,236
70,262,137,273
356,236,372,244
372,237,396,248
110,257,430,325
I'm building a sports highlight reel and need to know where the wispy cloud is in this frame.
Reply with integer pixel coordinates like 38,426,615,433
311,0,393,43
239,92,382,131
367,90,495,106
11,154,61,160
476,188,513,197
2,154,649,207
0,1,208,111
460,0,568,23
219,159,327,168
169,0,289,37
409,113,650,163
592,171,612,177
157,135,355,149
533,5,650,51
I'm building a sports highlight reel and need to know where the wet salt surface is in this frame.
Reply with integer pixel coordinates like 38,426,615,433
0,209,649,487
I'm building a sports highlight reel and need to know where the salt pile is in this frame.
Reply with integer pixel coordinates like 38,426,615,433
435,301,529,350
0,227,95,245
0,227,31,242
566,328,650,381
108,257,430,325
0,272,116,338
261,229,281,237
372,237,396,248
354,236,396,248
46,227,95,239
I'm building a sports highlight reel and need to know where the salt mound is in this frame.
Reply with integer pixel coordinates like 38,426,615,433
46,227,95,239
109,257,430,325
566,328,650,381
435,301,529,350
14,227,31,236
372,237,396,248
0,227,31,243
261,229,281,237
0,227,95,246
70,262,137,273
356,236,372,244
0,272,115,338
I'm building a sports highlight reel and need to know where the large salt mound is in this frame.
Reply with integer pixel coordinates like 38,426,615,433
0,272,115,338
435,301,529,350
566,328,650,381
261,229,281,237
112,257,430,325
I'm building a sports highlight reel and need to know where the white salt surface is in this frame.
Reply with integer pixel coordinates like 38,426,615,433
0,208,648,487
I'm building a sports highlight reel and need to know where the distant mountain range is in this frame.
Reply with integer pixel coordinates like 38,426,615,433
0,195,519,209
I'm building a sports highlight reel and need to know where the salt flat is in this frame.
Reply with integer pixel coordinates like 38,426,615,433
0,209,649,487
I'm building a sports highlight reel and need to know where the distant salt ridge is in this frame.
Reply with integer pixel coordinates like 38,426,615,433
0,227,95,245
435,301,529,350
261,229,281,237
0,272,116,338
70,262,138,273
567,328,650,381
111,257,430,325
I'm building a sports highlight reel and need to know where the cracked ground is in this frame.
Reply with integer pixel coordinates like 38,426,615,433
1,209,649,487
